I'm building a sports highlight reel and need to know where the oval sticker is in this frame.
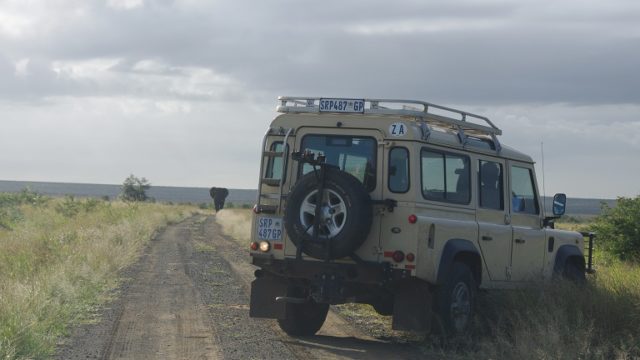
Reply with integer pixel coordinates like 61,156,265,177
389,122,408,137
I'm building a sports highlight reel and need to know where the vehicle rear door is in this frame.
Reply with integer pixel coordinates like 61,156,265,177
283,127,384,260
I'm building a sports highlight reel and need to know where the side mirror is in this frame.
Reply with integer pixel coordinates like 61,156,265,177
552,193,567,216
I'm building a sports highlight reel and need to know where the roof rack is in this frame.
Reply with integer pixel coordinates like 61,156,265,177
277,96,502,152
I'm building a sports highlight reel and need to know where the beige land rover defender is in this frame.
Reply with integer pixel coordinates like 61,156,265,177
248,97,592,336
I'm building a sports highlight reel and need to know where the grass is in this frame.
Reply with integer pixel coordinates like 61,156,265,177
215,208,252,249
0,192,198,359
216,209,640,359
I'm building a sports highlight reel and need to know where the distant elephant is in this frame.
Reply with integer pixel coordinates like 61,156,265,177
210,187,229,212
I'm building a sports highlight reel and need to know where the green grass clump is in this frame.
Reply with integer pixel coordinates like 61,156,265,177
458,265,640,359
0,192,197,359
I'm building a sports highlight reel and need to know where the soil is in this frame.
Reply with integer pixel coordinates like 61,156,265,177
56,215,427,359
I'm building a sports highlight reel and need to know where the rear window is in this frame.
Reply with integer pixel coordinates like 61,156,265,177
299,135,377,192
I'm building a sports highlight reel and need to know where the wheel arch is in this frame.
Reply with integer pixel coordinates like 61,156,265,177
553,245,585,274
436,239,482,286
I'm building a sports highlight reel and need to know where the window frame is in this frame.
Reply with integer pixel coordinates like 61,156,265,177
388,146,410,194
478,159,505,211
510,165,540,215
420,147,471,205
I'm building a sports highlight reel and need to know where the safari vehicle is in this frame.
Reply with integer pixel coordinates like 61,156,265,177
248,96,593,336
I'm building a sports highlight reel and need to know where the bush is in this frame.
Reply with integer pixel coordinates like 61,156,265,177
55,196,81,217
591,196,640,261
119,175,151,202
0,189,48,229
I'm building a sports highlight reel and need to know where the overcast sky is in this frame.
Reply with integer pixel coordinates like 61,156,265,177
1,0,638,198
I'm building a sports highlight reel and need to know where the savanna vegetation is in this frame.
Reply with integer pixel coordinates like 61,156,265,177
215,198,640,359
0,190,198,359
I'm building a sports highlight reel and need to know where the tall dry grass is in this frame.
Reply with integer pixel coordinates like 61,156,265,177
215,208,252,248
0,194,196,359
215,209,640,359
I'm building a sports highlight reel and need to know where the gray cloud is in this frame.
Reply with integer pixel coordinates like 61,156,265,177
2,0,639,105
0,0,638,197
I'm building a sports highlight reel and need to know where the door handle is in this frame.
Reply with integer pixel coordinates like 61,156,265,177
481,236,493,241
515,238,526,244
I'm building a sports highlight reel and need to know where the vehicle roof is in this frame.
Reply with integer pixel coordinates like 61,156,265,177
270,113,534,163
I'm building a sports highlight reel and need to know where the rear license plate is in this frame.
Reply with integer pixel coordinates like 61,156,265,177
319,98,365,113
257,217,282,241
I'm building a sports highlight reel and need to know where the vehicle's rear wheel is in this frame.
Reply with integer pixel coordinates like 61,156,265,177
433,262,476,336
277,286,329,336
284,167,372,260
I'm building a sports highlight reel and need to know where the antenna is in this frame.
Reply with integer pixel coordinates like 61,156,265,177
541,142,547,215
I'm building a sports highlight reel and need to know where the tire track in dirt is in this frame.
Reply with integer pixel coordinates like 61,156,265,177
101,219,222,360
56,215,426,359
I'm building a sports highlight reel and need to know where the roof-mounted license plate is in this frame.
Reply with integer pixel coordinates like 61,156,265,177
319,98,365,114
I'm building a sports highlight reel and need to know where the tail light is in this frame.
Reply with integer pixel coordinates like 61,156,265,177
406,252,415,262
392,250,405,263
250,242,259,251
408,214,417,224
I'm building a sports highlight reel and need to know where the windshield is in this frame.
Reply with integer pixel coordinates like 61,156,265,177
299,135,377,192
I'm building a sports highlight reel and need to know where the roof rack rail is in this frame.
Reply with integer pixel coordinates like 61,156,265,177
277,96,502,151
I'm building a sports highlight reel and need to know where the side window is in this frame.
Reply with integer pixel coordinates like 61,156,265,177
388,147,409,193
479,160,504,210
264,142,284,183
511,166,539,215
421,149,470,204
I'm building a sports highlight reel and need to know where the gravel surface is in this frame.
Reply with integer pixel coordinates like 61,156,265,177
56,215,427,359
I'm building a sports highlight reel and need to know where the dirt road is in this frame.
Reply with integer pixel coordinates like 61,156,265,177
57,215,424,359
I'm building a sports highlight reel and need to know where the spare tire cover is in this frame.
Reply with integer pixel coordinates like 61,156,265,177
284,167,373,260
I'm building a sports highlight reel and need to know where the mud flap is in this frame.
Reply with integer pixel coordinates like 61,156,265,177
249,277,287,319
391,285,432,331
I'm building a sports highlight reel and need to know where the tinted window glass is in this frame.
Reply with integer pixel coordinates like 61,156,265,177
421,149,470,204
511,166,539,214
300,135,376,191
479,160,504,210
388,147,409,193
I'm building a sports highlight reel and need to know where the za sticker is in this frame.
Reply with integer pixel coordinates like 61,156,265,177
389,122,408,137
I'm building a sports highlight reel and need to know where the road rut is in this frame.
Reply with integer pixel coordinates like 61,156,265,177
56,215,425,359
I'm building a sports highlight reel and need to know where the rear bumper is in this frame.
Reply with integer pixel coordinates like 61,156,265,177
251,254,412,285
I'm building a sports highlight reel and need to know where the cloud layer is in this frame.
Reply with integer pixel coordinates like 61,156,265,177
0,0,638,197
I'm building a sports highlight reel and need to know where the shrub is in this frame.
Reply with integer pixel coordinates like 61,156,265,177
55,196,81,217
119,175,151,202
0,189,48,229
591,196,640,261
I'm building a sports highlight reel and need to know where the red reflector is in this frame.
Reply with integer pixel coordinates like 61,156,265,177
252,204,260,214
408,214,417,224
273,243,283,250
250,242,259,251
406,253,415,262
392,250,405,263
405,264,416,270
383,251,394,258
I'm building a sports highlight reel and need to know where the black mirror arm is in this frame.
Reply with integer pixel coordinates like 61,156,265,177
543,215,560,228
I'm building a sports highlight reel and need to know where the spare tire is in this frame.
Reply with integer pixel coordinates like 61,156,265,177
284,167,373,260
